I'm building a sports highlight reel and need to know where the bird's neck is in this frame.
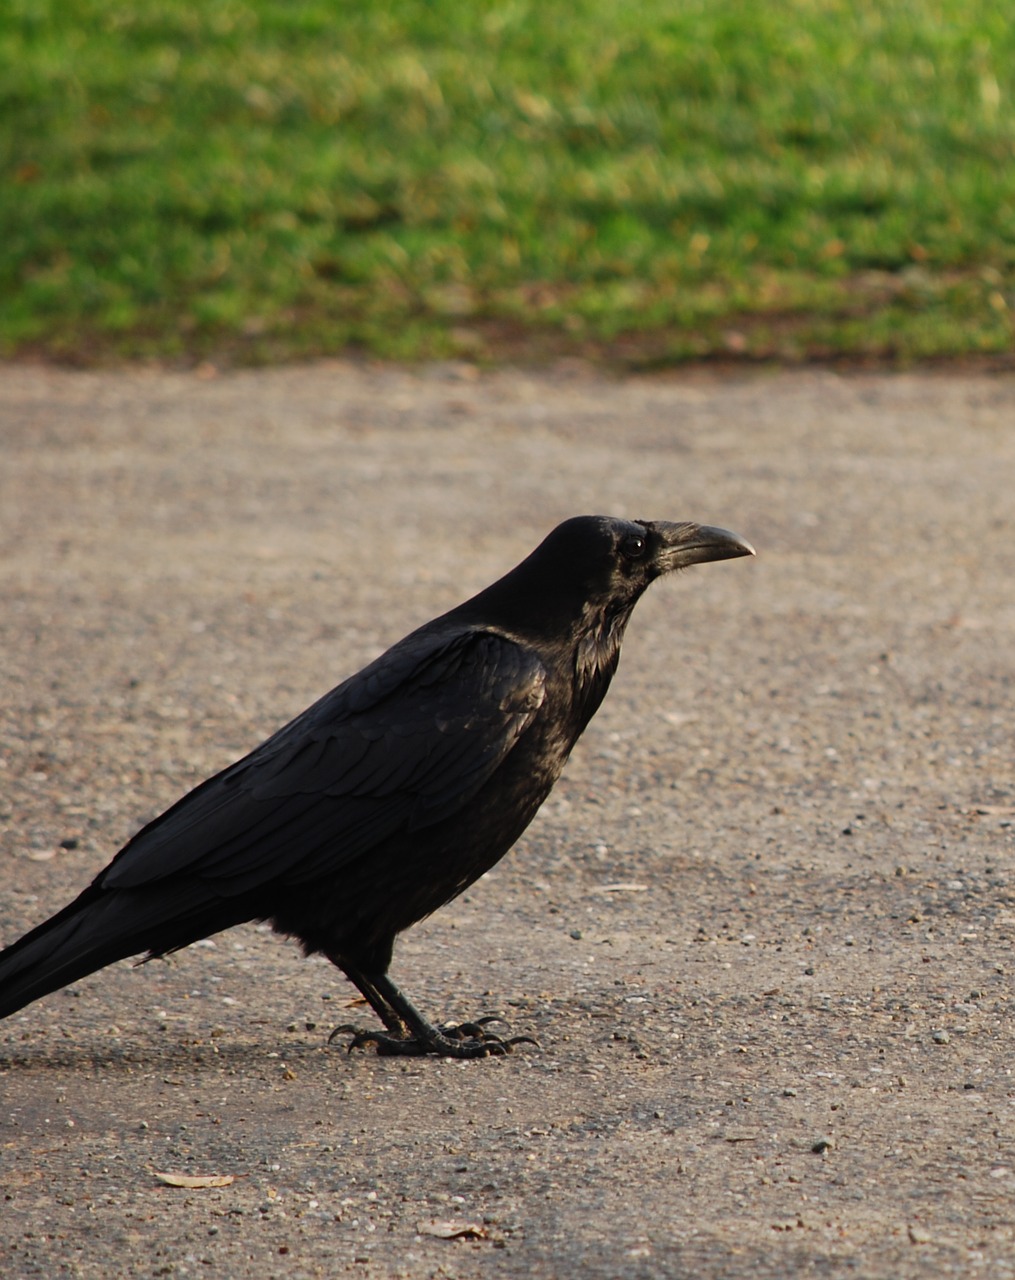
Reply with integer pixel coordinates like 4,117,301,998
571,600,635,723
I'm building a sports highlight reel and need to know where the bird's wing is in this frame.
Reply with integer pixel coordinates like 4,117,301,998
102,629,546,895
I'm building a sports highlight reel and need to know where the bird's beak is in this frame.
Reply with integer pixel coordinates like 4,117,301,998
652,521,756,571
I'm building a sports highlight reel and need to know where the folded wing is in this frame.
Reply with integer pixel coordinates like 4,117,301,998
102,629,546,896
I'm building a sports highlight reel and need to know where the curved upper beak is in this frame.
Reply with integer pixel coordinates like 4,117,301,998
652,521,756,571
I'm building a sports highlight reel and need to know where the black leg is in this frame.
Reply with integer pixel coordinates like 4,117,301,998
326,958,412,1039
328,963,535,1059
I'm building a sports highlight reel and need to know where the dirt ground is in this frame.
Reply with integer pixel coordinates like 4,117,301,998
1,361,1014,1279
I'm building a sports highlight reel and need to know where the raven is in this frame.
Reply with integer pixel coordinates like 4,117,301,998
0,516,753,1057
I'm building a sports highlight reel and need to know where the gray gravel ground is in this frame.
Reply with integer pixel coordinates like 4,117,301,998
1,361,1014,1279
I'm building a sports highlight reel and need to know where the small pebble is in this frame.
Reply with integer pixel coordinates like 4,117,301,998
932,1030,950,1045
811,1138,834,1154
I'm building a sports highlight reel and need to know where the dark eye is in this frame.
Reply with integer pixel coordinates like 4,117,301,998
620,533,647,560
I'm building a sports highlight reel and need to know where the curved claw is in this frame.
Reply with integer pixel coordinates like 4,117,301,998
346,1029,383,1053
452,1030,540,1056
352,1030,422,1056
327,1023,360,1045
504,1034,540,1051
448,1015,510,1040
327,1024,415,1055
333,1027,422,1056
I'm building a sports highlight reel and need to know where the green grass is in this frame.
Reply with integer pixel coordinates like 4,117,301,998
2,0,1014,365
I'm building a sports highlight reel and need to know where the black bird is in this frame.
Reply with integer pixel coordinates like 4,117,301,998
0,516,753,1057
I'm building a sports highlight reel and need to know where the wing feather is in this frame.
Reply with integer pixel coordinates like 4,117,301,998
102,628,545,896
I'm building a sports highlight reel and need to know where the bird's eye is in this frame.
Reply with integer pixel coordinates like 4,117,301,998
620,533,647,560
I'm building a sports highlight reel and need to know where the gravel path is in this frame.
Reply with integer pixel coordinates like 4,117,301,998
2,361,1014,1278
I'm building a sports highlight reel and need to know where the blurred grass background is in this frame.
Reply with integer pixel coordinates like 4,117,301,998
2,0,1013,366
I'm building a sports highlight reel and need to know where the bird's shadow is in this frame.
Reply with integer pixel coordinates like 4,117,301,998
0,1031,352,1078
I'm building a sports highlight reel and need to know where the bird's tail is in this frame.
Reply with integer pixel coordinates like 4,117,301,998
0,882,241,1021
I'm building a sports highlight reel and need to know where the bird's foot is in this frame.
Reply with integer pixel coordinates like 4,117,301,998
329,1015,537,1059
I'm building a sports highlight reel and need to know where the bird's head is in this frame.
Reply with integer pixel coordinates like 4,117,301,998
537,514,754,603
471,514,754,641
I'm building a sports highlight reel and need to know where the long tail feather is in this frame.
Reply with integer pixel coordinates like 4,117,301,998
0,884,244,1020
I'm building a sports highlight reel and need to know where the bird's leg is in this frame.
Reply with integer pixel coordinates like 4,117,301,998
326,959,413,1043
329,964,535,1059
